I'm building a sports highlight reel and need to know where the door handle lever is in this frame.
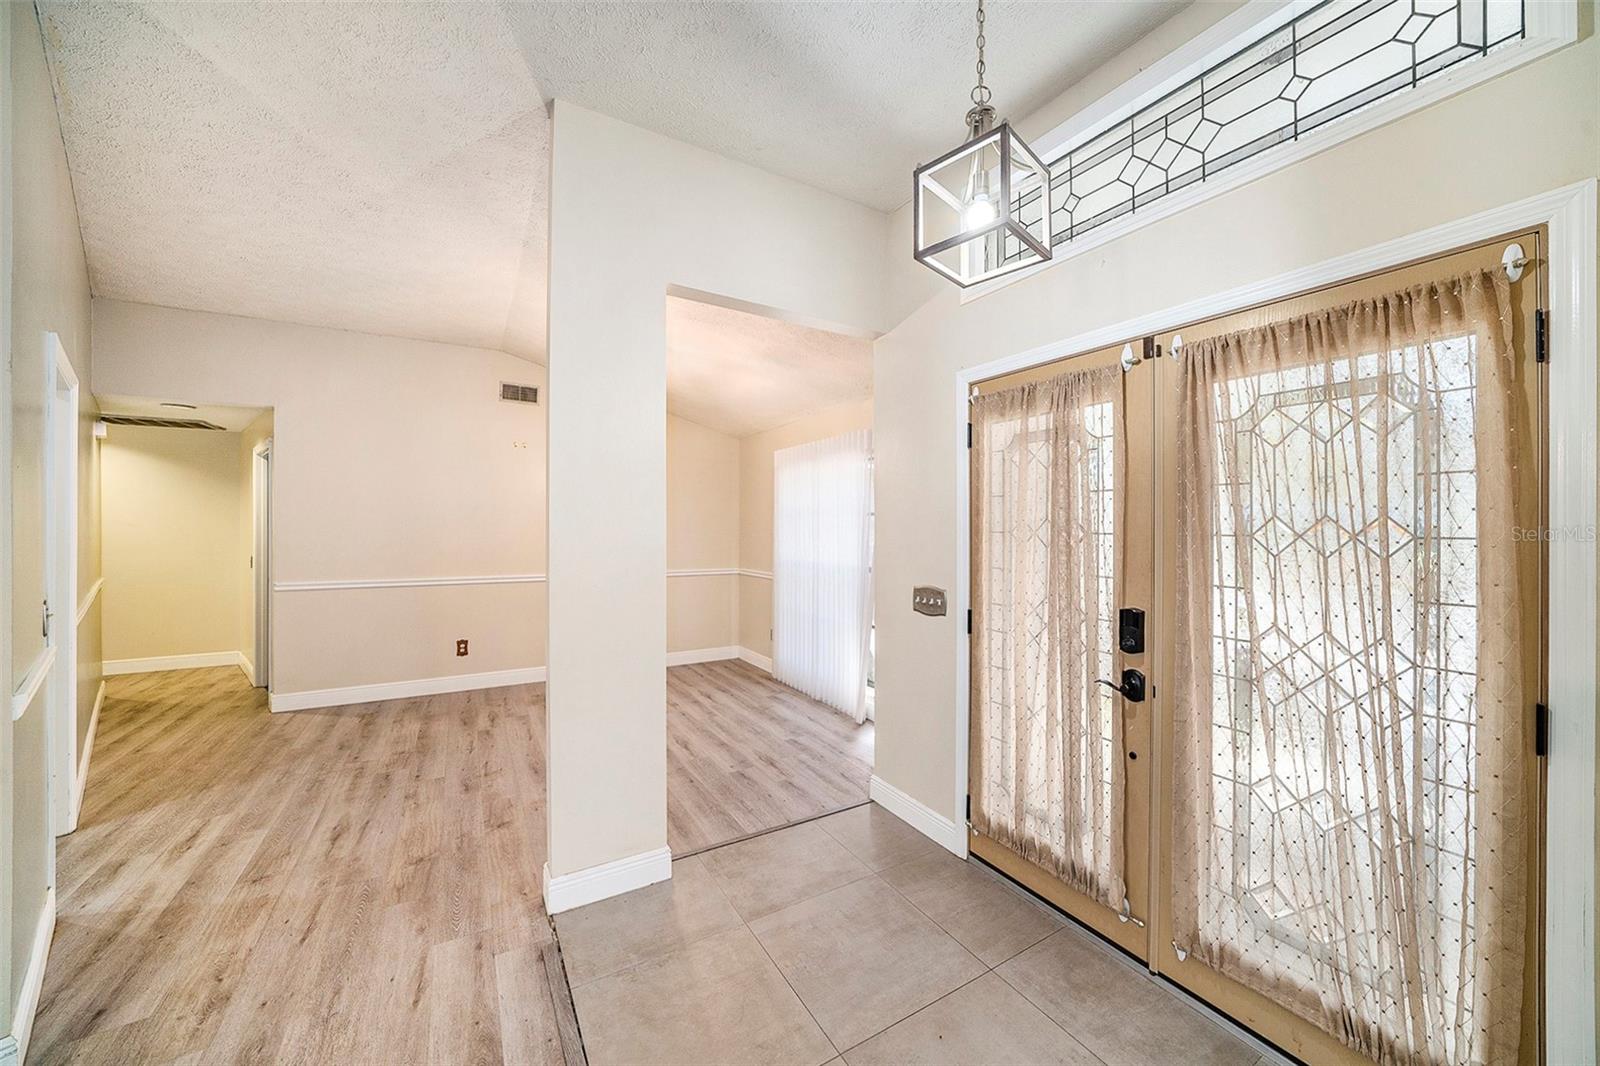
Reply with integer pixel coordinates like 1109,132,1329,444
1096,669,1146,703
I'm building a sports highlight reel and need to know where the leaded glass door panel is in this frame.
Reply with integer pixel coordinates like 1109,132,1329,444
969,340,1155,959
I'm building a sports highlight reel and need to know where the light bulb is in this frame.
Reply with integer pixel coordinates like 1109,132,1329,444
963,194,996,230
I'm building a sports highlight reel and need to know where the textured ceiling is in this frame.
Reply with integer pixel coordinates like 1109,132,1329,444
39,0,1185,365
666,296,871,438
511,1,1187,212
39,1,550,359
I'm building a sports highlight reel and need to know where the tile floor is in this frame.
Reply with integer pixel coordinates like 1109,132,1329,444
555,802,1273,1066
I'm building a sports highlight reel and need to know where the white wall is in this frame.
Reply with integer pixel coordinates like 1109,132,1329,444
544,100,890,886
91,300,547,697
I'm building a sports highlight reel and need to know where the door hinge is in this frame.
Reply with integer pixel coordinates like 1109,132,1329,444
1535,308,1548,363
965,794,971,822
966,609,972,635
1535,702,1550,757
966,422,972,449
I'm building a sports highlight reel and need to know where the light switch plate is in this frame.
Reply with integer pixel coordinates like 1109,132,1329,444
912,586,947,617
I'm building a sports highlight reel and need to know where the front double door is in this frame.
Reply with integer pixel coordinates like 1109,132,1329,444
968,338,1155,959
968,233,1546,1063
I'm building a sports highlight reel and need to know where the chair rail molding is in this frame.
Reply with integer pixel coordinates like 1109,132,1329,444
274,574,547,592
11,646,56,721
75,576,102,624
275,570,773,591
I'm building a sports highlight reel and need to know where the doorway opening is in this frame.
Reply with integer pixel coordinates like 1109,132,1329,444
662,290,877,855
96,398,274,698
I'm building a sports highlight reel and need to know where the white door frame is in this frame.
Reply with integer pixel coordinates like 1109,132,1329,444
251,439,273,691
951,180,1598,1059
43,332,79,843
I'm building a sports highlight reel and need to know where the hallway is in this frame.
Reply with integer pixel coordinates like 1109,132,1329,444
31,668,580,1065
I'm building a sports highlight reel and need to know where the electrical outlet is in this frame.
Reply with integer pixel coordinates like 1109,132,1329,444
456,639,469,657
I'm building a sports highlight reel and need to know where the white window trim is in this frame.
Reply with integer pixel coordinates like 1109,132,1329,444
961,0,1580,305
952,179,1597,1060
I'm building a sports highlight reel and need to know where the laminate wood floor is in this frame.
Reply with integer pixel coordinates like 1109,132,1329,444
32,659,869,1063
666,659,873,856
32,667,581,1066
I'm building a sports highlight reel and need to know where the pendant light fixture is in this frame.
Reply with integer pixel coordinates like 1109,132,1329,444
913,0,1051,287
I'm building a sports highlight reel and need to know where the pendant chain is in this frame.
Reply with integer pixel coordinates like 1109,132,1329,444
971,0,991,106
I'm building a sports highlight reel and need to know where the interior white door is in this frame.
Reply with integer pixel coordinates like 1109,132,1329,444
252,441,273,691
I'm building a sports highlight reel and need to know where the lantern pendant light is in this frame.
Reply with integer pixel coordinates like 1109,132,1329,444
913,0,1052,287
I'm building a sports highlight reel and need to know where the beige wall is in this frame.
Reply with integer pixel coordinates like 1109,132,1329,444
870,0,1600,993
91,300,547,696
102,425,245,663
666,414,739,653
3,0,101,1034
736,397,874,659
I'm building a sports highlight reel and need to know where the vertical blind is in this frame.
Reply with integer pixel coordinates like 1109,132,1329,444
772,429,875,723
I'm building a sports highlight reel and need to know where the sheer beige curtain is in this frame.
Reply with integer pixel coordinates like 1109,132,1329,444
1172,270,1529,1065
970,364,1126,912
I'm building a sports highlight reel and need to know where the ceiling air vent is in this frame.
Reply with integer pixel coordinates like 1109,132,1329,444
99,414,226,431
501,383,539,404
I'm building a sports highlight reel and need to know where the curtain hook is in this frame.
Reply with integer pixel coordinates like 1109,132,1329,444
1502,242,1528,282
1120,342,1139,372
1170,333,1184,360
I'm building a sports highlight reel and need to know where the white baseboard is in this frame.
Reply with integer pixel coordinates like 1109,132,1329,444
104,650,241,675
270,665,548,713
66,680,106,833
870,775,965,857
1,886,56,1066
239,652,256,686
737,647,772,673
542,846,672,914
664,646,739,667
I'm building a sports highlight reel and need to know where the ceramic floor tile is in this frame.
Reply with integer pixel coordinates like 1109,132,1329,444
817,802,943,871
997,928,1259,1066
749,875,986,1050
842,973,1101,1065
704,819,873,921
552,854,742,987
879,849,1062,966
571,925,836,1066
